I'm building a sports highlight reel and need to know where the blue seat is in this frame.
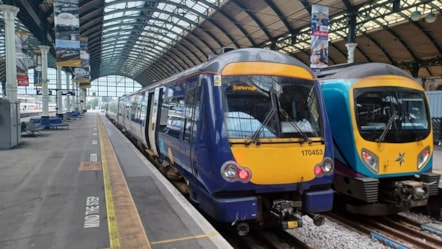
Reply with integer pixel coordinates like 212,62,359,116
49,118,69,129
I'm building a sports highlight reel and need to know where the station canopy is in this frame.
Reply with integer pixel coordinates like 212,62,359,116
0,0,441,87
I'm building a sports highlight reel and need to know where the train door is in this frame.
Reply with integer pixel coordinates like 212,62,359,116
146,88,162,156
184,80,198,181
134,92,145,140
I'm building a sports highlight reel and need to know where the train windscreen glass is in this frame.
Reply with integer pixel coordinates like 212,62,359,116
354,87,431,143
222,75,322,139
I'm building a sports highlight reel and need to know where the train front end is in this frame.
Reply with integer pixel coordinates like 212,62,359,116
320,64,440,215
193,50,334,233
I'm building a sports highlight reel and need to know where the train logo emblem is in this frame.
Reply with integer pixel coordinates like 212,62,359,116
395,152,405,166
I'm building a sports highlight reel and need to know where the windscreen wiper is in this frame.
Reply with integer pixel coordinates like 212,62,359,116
377,110,397,142
279,109,312,144
247,107,276,145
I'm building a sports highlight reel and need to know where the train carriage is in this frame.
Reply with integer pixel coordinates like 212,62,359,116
109,48,334,234
318,62,440,215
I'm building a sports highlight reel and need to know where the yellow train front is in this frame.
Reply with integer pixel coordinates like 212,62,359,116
319,63,440,215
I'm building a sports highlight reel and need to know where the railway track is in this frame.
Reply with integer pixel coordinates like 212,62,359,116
326,211,442,249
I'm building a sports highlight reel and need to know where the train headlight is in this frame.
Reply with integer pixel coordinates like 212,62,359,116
361,148,379,173
417,146,430,170
314,157,334,177
221,161,252,183
322,157,334,174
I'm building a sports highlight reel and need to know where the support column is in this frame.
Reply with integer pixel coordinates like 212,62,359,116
74,82,79,112
77,86,81,112
0,5,19,102
40,45,50,117
73,78,78,112
345,43,358,63
345,9,358,64
82,88,86,112
66,71,71,112
56,66,62,116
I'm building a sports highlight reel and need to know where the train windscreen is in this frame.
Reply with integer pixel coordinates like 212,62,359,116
222,75,322,140
354,87,431,143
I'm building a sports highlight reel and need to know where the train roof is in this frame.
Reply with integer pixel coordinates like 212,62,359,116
316,62,414,80
142,48,314,91
204,48,312,73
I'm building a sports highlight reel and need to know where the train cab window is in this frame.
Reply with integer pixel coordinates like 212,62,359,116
278,86,320,137
355,88,430,142
222,76,274,138
222,75,322,139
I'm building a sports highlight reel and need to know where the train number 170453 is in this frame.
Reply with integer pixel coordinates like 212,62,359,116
301,149,323,156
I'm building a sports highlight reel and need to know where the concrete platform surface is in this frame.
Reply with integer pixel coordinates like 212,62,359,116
0,112,232,249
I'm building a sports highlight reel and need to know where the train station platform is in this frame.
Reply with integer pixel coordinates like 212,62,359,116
0,111,232,249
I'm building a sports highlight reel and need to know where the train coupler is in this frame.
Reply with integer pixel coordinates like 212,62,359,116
394,180,429,207
281,214,303,229
271,200,303,229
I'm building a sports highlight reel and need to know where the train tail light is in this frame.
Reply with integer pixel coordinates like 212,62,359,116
314,165,323,176
361,148,379,173
417,146,430,170
221,161,252,183
314,157,334,177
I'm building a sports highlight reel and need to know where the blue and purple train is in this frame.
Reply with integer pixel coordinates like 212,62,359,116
318,63,440,215
107,48,334,234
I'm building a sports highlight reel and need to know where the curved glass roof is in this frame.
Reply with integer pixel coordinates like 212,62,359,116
100,0,223,79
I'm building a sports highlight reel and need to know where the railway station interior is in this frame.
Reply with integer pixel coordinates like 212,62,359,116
1,1,442,249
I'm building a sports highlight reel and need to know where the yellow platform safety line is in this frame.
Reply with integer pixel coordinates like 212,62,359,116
98,118,121,249
150,232,220,245
97,116,151,249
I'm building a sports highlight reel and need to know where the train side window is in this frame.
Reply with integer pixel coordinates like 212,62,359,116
184,85,197,143
159,84,185,139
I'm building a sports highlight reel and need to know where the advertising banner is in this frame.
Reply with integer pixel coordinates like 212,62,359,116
79,82,91,89
33,49,42,87
75,67,90,83
310,5,329,73
16,31,29,86
53,0,81,67
75,37,91,83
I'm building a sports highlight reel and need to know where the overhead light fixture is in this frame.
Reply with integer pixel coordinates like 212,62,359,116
425,12,437,23
410,10,422,21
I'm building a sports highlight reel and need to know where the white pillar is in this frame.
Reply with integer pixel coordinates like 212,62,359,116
82,88,86,111
75,82,79,112
74,79,78,112
0,5,19,102
40,45,50,117
56,66,62,115
345,43,358,63
66,71,71,112
77,86,81,112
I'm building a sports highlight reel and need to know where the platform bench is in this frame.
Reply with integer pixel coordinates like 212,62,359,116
49,118,69,129
21,121,45,136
